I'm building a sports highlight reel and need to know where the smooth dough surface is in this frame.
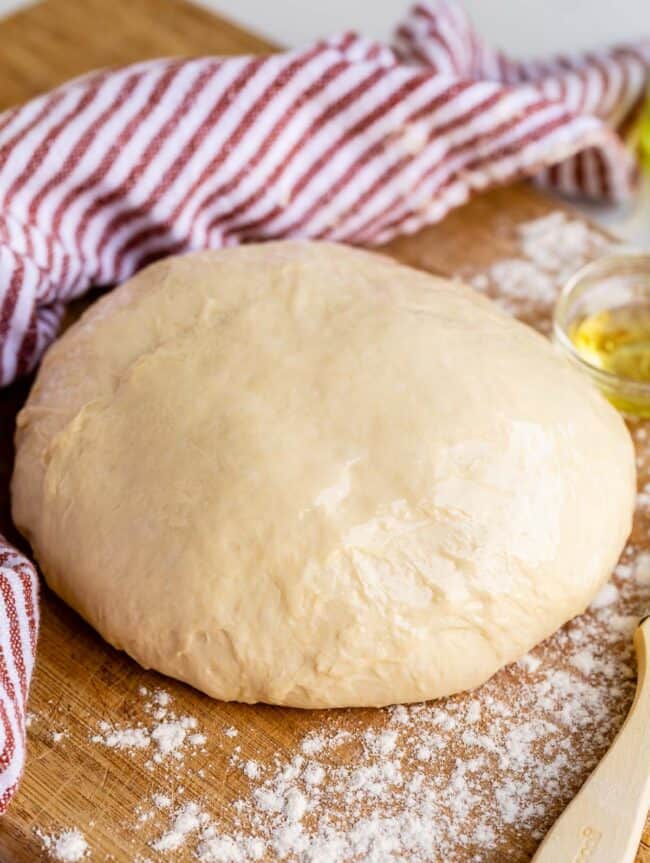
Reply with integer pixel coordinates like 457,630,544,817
12,242,635,708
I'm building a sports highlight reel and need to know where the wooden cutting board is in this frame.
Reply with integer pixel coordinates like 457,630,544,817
0,1,649,861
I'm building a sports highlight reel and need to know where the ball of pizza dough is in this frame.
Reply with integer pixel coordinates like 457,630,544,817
12,242,635,708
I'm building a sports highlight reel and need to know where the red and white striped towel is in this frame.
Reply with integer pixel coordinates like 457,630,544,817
0,542,38,813
0,0,648,813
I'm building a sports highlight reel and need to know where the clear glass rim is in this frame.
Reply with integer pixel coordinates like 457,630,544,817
553,252,650,397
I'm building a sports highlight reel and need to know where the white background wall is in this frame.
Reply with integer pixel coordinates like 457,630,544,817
1,0,648,55
209,0,648,56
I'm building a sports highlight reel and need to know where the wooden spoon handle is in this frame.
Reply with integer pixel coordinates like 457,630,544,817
531,616,650,863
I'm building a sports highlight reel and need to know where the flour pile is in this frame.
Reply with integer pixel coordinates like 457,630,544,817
469,211,615,330
35,828,89,862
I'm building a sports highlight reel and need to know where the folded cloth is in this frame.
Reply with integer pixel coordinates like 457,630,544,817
0,0,648,812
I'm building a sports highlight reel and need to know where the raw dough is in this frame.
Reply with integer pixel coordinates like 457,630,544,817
12,242,635,708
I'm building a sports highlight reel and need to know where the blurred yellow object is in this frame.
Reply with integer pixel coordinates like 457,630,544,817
638,83,650,171
628,81,650,172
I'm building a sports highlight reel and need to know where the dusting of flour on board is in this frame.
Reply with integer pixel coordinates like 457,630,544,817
31,212,649,863
35,828,89,862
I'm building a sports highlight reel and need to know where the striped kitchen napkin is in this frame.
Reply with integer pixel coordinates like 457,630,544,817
0,0,648,812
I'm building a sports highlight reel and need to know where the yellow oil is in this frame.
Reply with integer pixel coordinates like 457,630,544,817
570,304,650,383
628,84,650,171
569,303,650,417
638,86,650,171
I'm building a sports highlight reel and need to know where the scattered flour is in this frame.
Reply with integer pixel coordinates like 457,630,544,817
56,589,641,863
468,211,615,328
615,562,634,580
635,553,650,586
90,689,206,768
518,653,542,673
303,764,325,786
131,605,639,863
517,212,611,278
91,723,150,750
151,722,186,757
636,483,650,508
590,582,619,610
244,760,261,779
37,828,88,862
150,803,209,852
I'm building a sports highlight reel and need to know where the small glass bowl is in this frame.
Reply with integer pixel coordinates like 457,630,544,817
553,252,650,418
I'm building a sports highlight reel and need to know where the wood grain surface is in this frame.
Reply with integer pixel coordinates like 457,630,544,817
0,1,648,861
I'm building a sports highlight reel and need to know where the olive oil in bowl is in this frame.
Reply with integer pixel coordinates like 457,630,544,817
570,304,650,383
554,254,650,417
